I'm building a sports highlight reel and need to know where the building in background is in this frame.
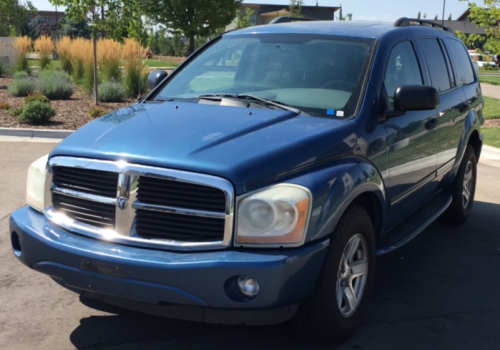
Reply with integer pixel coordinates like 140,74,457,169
430,9,486,50
27,10,66,24
227,2,340,29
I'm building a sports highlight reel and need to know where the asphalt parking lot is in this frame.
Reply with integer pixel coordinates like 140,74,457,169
1,140,499,350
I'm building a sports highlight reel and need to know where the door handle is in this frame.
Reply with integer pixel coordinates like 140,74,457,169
459,103,470,113
425,118,438,130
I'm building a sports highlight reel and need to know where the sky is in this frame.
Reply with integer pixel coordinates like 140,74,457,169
30,0,474,22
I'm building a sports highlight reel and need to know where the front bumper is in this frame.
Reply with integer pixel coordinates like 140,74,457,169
9,206,329,323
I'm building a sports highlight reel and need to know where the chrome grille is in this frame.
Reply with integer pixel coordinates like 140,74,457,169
53,166,118,197
137,176,226,212
135,209,225,241
52,192,115,228
45,157,234,251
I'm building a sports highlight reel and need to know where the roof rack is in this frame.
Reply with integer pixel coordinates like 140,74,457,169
270,16,317,24
394,17,454,33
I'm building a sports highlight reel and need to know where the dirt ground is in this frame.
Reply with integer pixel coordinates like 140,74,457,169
0,78,135,130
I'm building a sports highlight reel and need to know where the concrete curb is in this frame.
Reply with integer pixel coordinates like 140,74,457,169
482,145,500,161
0,128,73,139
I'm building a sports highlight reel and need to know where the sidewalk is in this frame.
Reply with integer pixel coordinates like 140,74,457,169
480,83,500,99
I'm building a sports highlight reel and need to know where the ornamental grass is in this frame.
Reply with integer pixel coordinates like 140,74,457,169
97,38,122,82
34,35,53,70
122,38,148,97
13,36,32,73
56,36,73,73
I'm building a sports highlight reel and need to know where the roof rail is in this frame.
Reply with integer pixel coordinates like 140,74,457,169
270,16,317,24
394,17,454,33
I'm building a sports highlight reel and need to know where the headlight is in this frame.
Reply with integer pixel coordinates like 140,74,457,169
236,185,311,246
26,154,49,213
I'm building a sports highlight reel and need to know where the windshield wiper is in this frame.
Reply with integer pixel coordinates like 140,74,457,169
198,94,301,114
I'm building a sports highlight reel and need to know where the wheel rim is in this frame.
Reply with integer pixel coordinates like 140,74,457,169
462,160,474,209
336,234,368,317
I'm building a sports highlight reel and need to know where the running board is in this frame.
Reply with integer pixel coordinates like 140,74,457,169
376,191,453,255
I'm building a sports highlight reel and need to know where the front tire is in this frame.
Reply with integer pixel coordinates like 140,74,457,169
292,206,376,345
442,145,477,225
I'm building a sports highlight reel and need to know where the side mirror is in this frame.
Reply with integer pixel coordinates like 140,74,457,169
394,85,439,112
147,70,168,90
384,85,439,119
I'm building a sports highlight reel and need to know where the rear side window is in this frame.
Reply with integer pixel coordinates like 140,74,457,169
446,38,475,86
419,38,453,93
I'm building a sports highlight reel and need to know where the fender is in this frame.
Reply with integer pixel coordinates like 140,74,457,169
441,101,483,187
285,158,386,244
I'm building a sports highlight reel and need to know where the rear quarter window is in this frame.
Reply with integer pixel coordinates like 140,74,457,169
446,38,475,86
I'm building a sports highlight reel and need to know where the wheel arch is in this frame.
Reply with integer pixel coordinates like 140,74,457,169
302,160,387,244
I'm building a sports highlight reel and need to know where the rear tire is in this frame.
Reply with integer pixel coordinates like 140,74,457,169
442,145,477,225
291,206,376,345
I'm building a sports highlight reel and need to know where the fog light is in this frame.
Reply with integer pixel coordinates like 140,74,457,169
237,275,260,297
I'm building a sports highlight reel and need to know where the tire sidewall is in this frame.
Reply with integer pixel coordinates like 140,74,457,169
451,145,477,220
309,207,376,340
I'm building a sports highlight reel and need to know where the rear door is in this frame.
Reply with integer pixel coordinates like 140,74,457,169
440,38,481,170
417,37,468,174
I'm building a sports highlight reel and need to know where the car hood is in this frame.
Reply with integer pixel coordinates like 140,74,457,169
50,102,356,194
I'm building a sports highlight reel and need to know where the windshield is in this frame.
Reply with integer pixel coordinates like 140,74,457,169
152,34,374,118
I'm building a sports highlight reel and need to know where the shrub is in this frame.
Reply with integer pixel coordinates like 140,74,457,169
34,35,53,70
18,101,56,125
0,102,10,110
13,71,30,80
97,81,125,102
89,108,106,118
9,107,24,116
35,69,74,100
98,38,122,82
122,38,148,97
25,94,50,105
13,36,32,73
56,36,73,73
8,76,35,97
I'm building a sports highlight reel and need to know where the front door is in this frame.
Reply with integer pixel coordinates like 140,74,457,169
383,41,439,205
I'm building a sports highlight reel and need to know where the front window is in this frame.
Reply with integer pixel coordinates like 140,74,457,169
151,34,374,118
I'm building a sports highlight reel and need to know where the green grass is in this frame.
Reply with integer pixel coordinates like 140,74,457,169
145,59,180,68
479,75,500,85
483,96,500,119
482,128,500,148
28,59,61,69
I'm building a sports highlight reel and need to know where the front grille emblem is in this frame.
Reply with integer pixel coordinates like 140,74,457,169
117,197,128,210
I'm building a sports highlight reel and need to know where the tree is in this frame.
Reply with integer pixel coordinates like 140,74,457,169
423,12,427,19
289,0,303,18
417,11,421,19
434,14,438,20
236,7,255,29
448,13,452,20
142,0,242,55
59,18,92,38
0,0,36,36
457,0,500,53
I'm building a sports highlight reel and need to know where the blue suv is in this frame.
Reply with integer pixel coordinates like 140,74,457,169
10,18,483,344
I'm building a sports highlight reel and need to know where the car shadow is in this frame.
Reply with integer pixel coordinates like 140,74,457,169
69,201,500,350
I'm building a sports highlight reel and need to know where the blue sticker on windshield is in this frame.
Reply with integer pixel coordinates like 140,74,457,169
327,109,336,116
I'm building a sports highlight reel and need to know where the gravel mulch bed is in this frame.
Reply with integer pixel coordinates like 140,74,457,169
0,77,135,130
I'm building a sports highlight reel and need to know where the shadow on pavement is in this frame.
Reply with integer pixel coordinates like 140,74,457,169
70,201,500,350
